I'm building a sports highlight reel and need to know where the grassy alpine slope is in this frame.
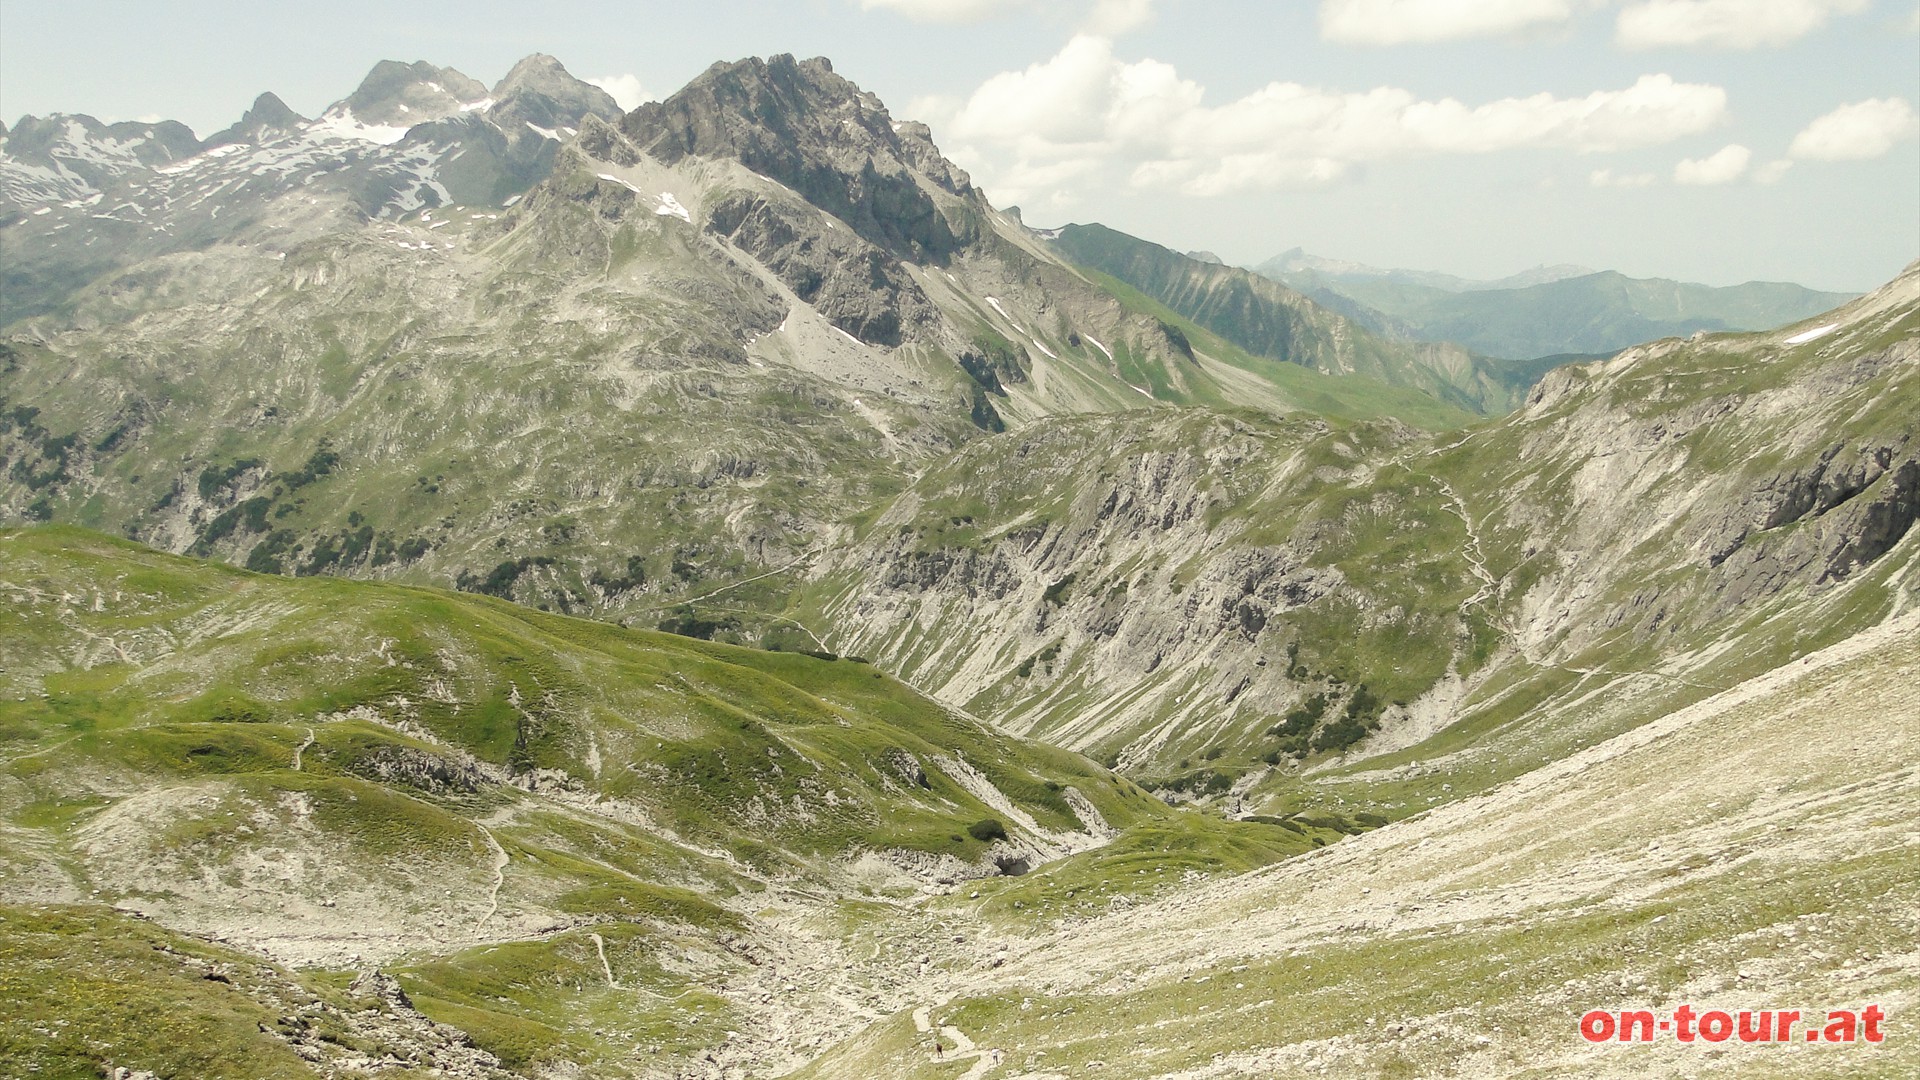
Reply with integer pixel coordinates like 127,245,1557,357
0,524,1321,1078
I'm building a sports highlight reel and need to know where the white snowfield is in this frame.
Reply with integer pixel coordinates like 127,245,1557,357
654,192,691,221
308,107,411,146
1783,322,1838,344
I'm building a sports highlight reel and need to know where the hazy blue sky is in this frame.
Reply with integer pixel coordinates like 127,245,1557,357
3,0,1915,290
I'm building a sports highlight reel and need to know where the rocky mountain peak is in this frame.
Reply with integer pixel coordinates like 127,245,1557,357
339,60,489,126
204,92,306,149
621,53,974,263
487,53,621,133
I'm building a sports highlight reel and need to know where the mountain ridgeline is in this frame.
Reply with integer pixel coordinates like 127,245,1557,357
2,47,1917,1080
1258,251,1858,360
0,51,1474,640
1047,223,1539,413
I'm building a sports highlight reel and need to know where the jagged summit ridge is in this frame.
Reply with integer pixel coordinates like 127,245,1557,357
204,92,305,149
338,59,490,126
622,53,974,264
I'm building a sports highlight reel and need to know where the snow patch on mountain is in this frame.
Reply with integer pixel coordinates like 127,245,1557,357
308,107,412,146
654,192,691,221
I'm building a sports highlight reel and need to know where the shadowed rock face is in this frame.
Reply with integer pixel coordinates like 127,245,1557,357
618,54,988,347
622,54,974,265
706,188,935,346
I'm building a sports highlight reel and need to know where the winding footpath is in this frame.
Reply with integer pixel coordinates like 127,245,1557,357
913,1004,1005,1079
291,727,316,771
475,825,508,930
589,932,619,989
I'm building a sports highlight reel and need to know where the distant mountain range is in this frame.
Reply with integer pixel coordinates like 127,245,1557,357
0,54,623,324
1257,248,1857,360
1255,247,1599,292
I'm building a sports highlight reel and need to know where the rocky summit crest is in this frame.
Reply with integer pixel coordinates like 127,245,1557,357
486,53,622,133
622,53,974,264
340,59,489,125
203,92,305,149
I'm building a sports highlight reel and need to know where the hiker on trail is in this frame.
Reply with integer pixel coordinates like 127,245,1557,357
934,1039,943,1059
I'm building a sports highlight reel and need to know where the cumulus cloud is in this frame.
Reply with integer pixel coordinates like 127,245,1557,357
587,74,654,111
1753,158,1794,183
1788,98,1920,160
919,36,1727,200
1673,143,1751,183
1591,168,1659,187
1320,0,1573,45
859,0,1023,21
1617,0,1867,49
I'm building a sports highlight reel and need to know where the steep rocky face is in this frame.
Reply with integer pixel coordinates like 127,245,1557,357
623,54,974,265
1457,266,1920,666
806,411,1472,768
705,188,937,346
812,269,1919,778
617,54,990,349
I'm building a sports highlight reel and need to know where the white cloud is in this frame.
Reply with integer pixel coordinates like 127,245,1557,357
1754,158,1794,183
1788,98,1920,160
1591,168,1659,187
1673,142,1750,183
1617,0,1868,49
859,0,1023,22
1085,0,1155,34
921,37,1727,198
587,75,653,112
1321,0,1572,45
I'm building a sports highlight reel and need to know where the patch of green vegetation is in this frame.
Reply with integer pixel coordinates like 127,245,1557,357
0,524,1176,891
0,904,318,1079
962,813,1320,925
398,925,738,1073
